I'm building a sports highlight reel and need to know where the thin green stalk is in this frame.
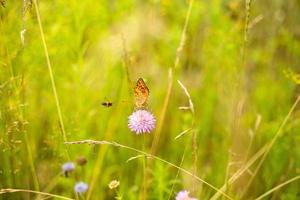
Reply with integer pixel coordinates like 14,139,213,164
32,0,69,151
254,175,300,200
40,172,63,195
150,0,194,155
146,1,194,197
121,33,132,88
240,95,300,197
6,47,40,192
86,80,127,199
167,145,187,200
210,95,300,200
242,0,253,64
0,189,73,200
66,140,233,200
210,144,268,200
140,134,146,200
176,80,198,194
23,132,40,192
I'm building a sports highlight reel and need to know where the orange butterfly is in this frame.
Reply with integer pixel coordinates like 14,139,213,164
134,78,149,109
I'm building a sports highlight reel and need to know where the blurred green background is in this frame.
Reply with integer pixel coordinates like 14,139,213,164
1,0,300,199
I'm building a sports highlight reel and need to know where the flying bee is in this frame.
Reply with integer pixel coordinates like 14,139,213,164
101,101,113,107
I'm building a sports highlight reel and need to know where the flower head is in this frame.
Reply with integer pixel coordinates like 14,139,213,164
176,190,197,200
128,109,156,134
62,162,75,177
76,156,87,166
74,182,88,194
108,180,120,189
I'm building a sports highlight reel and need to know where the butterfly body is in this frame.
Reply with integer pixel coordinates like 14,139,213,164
134,78,149,109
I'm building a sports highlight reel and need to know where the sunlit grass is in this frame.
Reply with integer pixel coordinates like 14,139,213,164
1,0,300,199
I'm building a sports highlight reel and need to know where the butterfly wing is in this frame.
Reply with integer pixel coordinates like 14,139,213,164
134,78,149,108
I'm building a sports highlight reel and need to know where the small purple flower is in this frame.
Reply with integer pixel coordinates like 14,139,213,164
74,181,88,194
176,190,197,200
128,109,156,134
62,162,75,177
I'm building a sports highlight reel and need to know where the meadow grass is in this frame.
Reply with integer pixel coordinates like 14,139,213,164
1,0,300,199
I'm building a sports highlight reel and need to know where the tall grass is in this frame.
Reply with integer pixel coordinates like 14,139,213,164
1,0,300,199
